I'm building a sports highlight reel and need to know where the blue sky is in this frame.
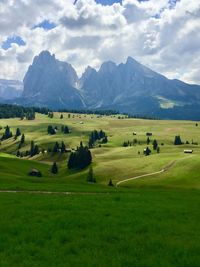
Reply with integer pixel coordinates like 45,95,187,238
2,36,26,50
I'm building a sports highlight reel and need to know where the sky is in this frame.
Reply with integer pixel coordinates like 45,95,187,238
0,0,200,84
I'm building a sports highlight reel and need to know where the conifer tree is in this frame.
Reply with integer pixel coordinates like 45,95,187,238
147,137,150,145
15,128,21,138
53,142,60,153
153,139,158,150
64,126,69,134
87,166,96,183
51,162,58,174
61,141,66,153
30,141,35,157
174,135,182,145
144,147,151,156
68,142,92,170
34,145,39,155
108,179,114,186
2,125,12,140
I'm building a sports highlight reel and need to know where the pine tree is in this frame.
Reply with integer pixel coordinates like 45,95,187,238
30,141,35,157
18,133,25,149
153,139,158,150
64,126,69,134
51,162,58,174
61,141,66,153
47,125,56,135
108,179,114,186
34,145,39,155
87,166,96,183
147,137,150,145
15,128,21,138
21,134,25,144
53,142,60,153
144,147,151,156
60,114,63,119
174,135,182,145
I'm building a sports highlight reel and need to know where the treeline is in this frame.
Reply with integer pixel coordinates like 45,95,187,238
58,109,119,116
0,104,50,119
125,114,160,120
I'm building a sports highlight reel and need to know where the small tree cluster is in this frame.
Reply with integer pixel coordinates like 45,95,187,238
48,112,54,118
1,125,12,140
68,142,92,169
123,139,138,147
30,141,39,157
26,111,35,120
47,125,57,135
89,130,108,148
51,141,66,153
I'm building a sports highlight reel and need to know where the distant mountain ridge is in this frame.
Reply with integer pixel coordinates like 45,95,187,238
3,51,200,120
0,79,23,100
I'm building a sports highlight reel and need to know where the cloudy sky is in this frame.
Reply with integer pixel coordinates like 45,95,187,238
0,0,200,84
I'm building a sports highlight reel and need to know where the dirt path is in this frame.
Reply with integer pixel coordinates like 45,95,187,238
116,154,195,187
0,155,195,193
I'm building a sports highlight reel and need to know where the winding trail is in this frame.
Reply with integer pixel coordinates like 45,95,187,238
116,154,195,187
0,155,195,194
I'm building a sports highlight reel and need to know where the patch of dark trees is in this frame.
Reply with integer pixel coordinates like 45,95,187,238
68,142,92,170
0,104,49,119
88,130,108,148
174,135,198,145
47,125,70,135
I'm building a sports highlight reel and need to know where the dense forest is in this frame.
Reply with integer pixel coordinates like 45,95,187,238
0,104,50,119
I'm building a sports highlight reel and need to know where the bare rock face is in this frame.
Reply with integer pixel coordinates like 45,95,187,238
20,50,200,119
22,51,84,109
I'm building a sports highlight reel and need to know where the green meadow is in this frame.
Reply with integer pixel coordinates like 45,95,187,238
0,113,200,266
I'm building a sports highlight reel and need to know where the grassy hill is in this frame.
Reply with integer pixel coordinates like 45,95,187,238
0,112,200,190
0,113,200,266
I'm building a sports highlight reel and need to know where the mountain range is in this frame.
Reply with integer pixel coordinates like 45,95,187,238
0,79,23,100
2,51,200,120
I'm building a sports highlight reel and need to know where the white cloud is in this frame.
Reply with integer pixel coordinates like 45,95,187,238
0,0,199,84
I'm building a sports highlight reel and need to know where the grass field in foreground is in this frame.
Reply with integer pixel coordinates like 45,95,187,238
0,190,199,267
